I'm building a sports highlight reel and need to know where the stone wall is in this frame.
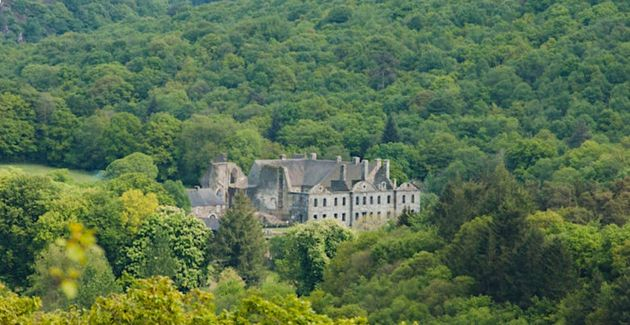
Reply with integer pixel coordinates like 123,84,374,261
307,193,352,226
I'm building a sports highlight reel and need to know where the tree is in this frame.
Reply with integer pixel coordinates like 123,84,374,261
277,119,343,150
67,111,110,170
274,220,353,295
28,243,119,310
163,180,191,212
119,189,159,233
0,171,58,289
37,107,78,165
104,152,159,179
86,277,215,324
176,115,238,184
143,112,181,180
211,268,246,312
0,283,41,325
381,114,400,144
212,194,266,284
102,112,142,163
107,172,176,206
138,230,178,280
122,207,210,290
0,93,36,159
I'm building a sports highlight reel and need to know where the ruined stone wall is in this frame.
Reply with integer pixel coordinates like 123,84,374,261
248,165,293,219
288,193,309,223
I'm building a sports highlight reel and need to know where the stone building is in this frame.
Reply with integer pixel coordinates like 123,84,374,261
188,154,421,228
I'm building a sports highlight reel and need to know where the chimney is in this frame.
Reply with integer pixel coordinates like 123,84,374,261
340,164,347,181
352,157,360,165
310,152,317,160
336,156,342,163
361,159,369,180
384,159,390,179
280,154,287,160
375,158,382,170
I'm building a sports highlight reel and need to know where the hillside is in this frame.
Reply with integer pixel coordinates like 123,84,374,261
0,0,629,323
0,0,627,183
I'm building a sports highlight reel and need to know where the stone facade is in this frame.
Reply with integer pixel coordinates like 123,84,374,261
188,154,421,228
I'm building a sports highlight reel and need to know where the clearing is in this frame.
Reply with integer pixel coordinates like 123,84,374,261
0,163,101,184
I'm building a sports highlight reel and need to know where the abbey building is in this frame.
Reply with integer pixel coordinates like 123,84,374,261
187,154,420,228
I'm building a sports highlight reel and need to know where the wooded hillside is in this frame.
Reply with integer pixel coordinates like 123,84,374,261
0,0,629,323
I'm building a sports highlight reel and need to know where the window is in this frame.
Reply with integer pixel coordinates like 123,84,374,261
313,214,318,219
387,195,391,204
377,196,381,204
370,196,373,204
362,212,367,217
356,196,360,205
314,198,318,207
377,211,381,217
334,197,338,206
363,196,366,205
342,213,346,221
334,213,338,219
355,213,359,220
411,195,415,203
323,198,327,207
323,214,327,219
402,195,406,204
343,197,346,206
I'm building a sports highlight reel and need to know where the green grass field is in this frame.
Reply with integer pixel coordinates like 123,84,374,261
0,163,101,184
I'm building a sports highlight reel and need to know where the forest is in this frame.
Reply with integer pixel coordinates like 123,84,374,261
0,0,629,323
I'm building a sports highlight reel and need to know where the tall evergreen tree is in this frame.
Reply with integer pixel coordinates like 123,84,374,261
213,194,266,284
381,114,400,143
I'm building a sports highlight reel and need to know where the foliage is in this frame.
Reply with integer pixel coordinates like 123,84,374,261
119,189,158,233
0,276,363,324
0,171,58,289
122,207,210,290
0,282,41,325
28,243,119,310
104,152,159,179
0,0,628,322
211,268,246,312
274,220,353,295
212,194,266,284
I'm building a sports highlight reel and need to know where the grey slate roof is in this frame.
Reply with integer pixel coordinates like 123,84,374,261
186,188,224,207
248,158,386,192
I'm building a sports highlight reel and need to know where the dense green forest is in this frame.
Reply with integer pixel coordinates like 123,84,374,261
0,0,629,323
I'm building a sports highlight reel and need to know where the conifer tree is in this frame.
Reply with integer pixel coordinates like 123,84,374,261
213,193,266,284
381,114,400,143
